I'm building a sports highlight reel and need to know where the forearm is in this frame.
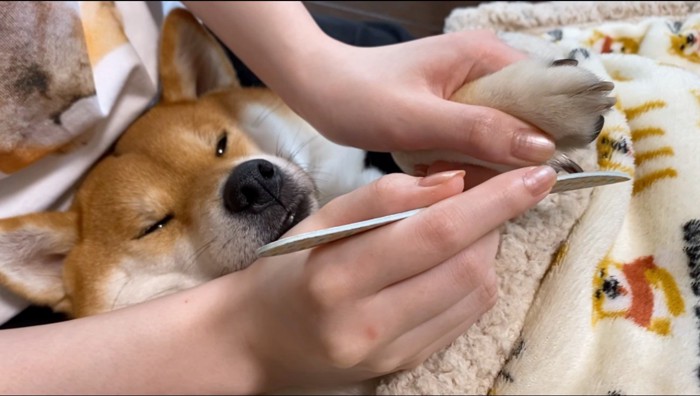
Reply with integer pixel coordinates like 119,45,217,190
0,274,262,395
184,1,340,104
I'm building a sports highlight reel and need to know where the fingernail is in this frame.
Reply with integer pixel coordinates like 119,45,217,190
523,165,556,196
513,132,556,163
418,170,466,187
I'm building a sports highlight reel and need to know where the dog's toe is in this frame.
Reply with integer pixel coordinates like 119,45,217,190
451,57,615,152
594,115,605,137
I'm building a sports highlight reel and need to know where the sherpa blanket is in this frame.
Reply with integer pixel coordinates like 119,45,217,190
378,2,700,395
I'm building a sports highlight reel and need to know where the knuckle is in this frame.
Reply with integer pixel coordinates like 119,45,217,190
466,109,498,147
448,255,481,289
371,174,401,198
366,355,404,375
368,174,407,212
318,326,373,370
305,266,348,309
460,259,499,311
446,243,498,298
400,355,429,372
415,208,461,251
481,266,500,308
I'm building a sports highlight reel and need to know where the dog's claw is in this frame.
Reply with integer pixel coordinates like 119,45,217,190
552,58,579,67
592,115,605,139
548,152,584,174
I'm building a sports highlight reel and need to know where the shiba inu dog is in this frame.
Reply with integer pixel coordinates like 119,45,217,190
0,7,389,318
0,7,614,389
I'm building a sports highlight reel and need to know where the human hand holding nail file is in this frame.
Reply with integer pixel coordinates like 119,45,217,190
257,170,630,257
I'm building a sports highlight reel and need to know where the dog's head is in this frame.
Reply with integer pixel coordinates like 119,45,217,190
0,9,318,317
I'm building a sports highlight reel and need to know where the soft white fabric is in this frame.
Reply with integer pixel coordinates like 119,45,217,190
379,5,700,395
0,1,165,324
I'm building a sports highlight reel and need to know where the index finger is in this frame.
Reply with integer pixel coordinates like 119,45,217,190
310,165,556,295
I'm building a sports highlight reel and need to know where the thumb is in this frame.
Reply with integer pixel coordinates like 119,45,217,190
405,99,556,168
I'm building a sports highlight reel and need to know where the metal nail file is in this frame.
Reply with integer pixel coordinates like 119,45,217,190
256,170,630,257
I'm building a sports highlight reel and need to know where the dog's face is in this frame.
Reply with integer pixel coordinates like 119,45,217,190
0,9,317,317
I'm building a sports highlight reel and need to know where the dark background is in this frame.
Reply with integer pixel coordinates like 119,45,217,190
303,1,488,38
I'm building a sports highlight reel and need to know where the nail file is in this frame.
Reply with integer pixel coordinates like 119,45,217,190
256,170,631,258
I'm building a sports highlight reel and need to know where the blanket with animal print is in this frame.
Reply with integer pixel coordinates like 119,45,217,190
378,8,700,396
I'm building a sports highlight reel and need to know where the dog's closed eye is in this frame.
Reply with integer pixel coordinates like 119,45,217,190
137,214,173,239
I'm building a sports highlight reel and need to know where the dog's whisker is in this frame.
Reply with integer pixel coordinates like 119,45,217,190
111,277,132,311
270,123,320,170
147,285,185,301
287,133,319,163
182,237,217,273
252,99,285,127
191,238,216,261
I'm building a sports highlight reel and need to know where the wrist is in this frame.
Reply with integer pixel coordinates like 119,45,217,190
270,33,349,121
192,271,269,394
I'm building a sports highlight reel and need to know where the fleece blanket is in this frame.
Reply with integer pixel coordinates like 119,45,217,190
378,2,700,395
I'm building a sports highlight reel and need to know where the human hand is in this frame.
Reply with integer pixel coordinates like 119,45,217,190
210,165,556,393
185,3,553,169
283,30,556,169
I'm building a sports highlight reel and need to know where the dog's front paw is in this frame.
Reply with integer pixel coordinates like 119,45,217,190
451,58,616,150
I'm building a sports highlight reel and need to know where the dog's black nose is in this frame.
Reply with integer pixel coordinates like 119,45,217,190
223,159,282,213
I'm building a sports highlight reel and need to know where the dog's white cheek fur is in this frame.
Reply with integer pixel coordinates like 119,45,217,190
103,244,207,312
239,102,383,206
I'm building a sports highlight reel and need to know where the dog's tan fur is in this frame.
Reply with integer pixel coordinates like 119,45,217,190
0,9,321,318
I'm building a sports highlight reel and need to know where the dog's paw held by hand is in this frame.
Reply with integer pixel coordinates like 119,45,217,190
452,57,616,151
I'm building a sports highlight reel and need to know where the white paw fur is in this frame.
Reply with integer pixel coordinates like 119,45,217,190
391,38,615,175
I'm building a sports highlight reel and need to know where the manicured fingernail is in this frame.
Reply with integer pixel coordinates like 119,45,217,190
513,132,556,162
419,170,466,187
523,165,556,196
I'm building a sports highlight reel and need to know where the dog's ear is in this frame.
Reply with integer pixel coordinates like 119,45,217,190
0,211,77,312
159,8,240,103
